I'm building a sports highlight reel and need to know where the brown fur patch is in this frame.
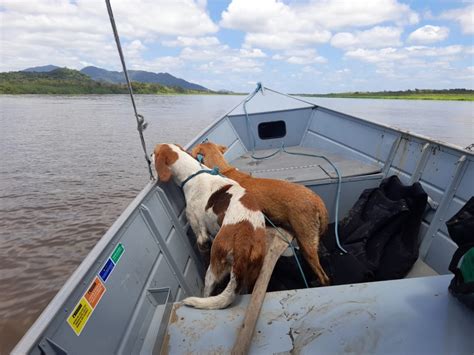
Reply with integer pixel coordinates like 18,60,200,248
210,220,266,292
206,184,232,225
154,144,179,182
239,191,261,211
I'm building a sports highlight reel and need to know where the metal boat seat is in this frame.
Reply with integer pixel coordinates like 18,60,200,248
230,146,382,184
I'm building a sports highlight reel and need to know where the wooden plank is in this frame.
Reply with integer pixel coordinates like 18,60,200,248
232,228,294,355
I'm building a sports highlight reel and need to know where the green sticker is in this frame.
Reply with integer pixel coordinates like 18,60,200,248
111,243,124,264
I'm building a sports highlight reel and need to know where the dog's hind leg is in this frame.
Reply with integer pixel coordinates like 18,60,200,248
292,218,330,286
203,265,229,297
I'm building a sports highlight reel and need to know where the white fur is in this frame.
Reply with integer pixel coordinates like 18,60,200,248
183,272,237,309
161,144,264,309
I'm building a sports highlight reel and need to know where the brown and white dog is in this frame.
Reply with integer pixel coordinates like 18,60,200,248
191,141,330,285
153,143,266,309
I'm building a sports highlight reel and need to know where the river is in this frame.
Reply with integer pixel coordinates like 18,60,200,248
0,94,472,353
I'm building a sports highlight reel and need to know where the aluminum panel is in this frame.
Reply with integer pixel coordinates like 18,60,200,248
228,108,313,150
419,148,461,191
165,229,190,273
309,108,398,162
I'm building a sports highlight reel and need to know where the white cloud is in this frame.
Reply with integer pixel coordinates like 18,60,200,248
441,4,474,34
180,45,264,74
345,48,407,63
331,26,402,49
239,48,267,58
408,25,449,44
272,49,327,65
220,0,418,50
162,36,220,47
345,45,467,66
0,0,218,71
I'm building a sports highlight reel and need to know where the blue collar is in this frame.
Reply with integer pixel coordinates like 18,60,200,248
181,167,221,189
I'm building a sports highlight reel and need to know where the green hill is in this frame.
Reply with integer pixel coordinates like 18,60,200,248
0,68,213,95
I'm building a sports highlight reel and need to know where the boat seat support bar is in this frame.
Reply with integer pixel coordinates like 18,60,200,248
410,143,432,184
382,135,402,177
420,155,467,258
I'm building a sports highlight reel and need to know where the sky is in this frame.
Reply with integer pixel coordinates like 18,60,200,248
0,0,473,93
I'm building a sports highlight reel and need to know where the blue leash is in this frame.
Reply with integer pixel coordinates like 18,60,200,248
263,214,310,288
181,167,221,189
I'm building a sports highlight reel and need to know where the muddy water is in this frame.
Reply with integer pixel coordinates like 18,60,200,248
0,95,472,353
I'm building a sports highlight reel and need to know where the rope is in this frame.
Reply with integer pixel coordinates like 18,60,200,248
243,82,263,154
105,0,153,179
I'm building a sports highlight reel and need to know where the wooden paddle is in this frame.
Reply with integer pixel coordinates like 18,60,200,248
232,227,294,355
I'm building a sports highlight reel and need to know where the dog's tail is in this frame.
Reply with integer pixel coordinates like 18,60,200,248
182,271,238,310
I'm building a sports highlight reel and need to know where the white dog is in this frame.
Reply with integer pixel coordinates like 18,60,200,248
153,143,266,309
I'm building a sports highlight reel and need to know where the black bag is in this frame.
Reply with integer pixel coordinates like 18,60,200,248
447,197,474,310
269,175,428,289
321,175,427,285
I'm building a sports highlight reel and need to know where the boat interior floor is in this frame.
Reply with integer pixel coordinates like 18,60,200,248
230,146,382,184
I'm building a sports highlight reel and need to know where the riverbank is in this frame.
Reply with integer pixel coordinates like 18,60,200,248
300,90,474,101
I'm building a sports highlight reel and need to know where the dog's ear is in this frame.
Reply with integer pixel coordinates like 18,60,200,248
190,146,202,159
217,144,228,154
155,146,172,182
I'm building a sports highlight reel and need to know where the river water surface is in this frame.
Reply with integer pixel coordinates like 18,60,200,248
0,95,472,353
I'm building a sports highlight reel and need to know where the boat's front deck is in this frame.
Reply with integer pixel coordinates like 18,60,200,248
231,146,382,184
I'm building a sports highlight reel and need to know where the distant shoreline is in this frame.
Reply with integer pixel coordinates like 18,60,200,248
2,67,473,101
2,92,472,101
298,93,474,101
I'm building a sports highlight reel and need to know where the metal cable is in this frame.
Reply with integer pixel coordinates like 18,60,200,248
105,0,153,179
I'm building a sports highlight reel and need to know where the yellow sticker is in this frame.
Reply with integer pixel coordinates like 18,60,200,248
67,297,93,336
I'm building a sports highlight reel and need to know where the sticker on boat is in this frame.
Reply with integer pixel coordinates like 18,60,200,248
84,277,106,308
99,243,125,282
67,245,124,335
67,297,93,336
99,259,115,282
111,243,124,263
67,277,106,335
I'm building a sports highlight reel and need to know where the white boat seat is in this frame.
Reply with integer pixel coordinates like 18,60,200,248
230,146,382,184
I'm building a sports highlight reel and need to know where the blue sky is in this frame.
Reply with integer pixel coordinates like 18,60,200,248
1,0,473,92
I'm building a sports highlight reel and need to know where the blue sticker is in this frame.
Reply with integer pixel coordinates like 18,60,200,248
99,259,115,282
